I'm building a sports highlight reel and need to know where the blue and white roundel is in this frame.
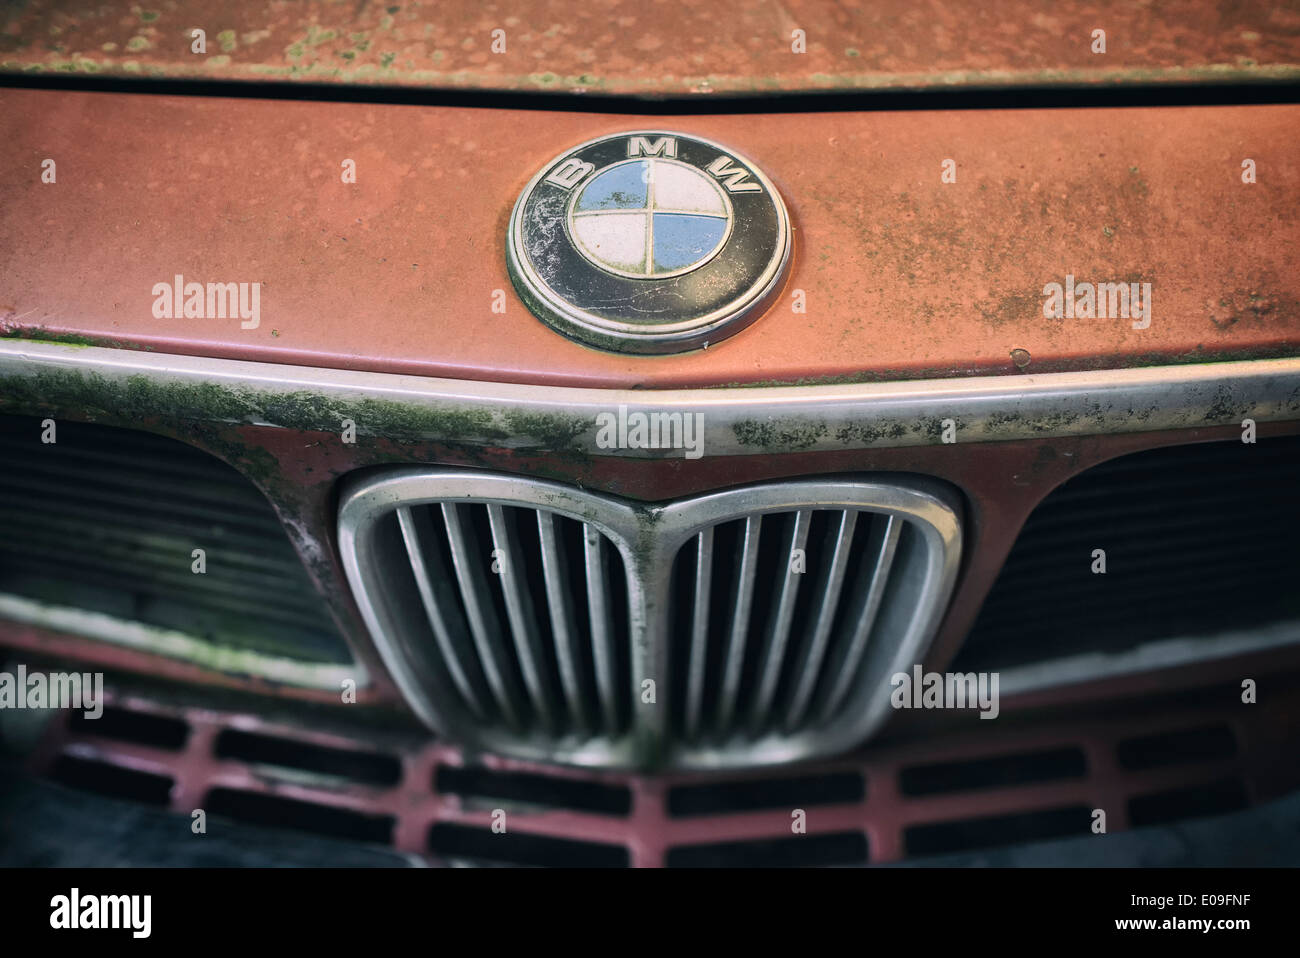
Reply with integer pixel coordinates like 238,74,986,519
567,158,734,279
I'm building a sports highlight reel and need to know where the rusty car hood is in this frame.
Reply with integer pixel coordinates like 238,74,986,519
2,0,1299,97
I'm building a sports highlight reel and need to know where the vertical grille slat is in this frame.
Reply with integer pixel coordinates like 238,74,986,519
784,509,859,730
683,526,714,739
396,506,491,721
440,502,525,729
487,504,560,733
339,472,960,770
748,509,813,733
715,514,763,736
536,512,593,733
583,523,622,734
819,514,903,721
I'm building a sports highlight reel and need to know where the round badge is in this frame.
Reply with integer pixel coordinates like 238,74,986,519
506,131,791,355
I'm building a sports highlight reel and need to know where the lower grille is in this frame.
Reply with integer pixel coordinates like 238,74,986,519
26,681,1300,866
0,415,353,684
338,469,962,770
960,435,1300,673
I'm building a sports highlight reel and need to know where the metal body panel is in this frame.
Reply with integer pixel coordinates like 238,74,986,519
1,90,1298,387
2,1,1298,95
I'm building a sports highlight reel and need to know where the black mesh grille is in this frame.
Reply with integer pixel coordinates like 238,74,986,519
0,415,350,666
958,435,1300,671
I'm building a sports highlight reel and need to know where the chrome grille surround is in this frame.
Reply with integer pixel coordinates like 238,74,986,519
339,469,961,771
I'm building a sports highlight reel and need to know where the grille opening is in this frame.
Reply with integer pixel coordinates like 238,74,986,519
435,765,633,816
0,415,352,668
205,788,394,844
342,472,960,769
1128,778,1249,827
50,755,174,806
428,823,629,867
384,501,633,740
667,772,864,817
666,832,869,867
667,508,927,743
904,806,1092,857
68,706,189,751
1117,725,1237,771
214,729,403,787
899,747,1087,797
961,436,1300,672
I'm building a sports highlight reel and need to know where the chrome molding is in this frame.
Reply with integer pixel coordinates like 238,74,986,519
0,594,365,690
338,469,962,770
997,618,1300,698
3,342,1299,455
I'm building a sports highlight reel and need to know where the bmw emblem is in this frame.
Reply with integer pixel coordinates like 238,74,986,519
507,131,792,354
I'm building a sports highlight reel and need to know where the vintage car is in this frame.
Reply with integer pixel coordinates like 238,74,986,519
0,0,1298,868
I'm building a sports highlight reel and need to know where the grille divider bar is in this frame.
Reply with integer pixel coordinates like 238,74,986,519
487,504,560,733
583,524,621,733
714,515,762,736
441,502,525,729
396,506,490,721
748,510,813,734
684,526,715,739
783,508,859,731
819,514,903,722
537,512,592,733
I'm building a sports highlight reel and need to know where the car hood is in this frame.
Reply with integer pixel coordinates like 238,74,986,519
2,0,1298,97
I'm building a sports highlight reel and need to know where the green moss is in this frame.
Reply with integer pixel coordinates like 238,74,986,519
0,362,603,459
2,327,108,348
501,410,589,453
732,418,829,451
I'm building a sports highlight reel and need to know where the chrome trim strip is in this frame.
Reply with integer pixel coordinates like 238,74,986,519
0,593,364,691
3,342,1298,455
997,619,1300,697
